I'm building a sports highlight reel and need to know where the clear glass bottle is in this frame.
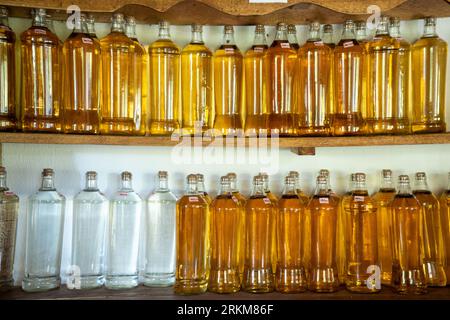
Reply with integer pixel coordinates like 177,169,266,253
144,171,177,287
86,14,97,39
213,25,243,135
287,24,300,50
439,173,450,284
0,167,19,289
355,21,369,124
322,24,335,48
148,21,181,135
175,174,210,294
322,24,335,125
21,9,61,132
70,171,108,289
297,22,332,136
23,169,65,292
106,171,142,289
412,172,446,287
411,17,447,133
390,175,427,294
196,173,212,205
62,13,101,134
288,171,309,204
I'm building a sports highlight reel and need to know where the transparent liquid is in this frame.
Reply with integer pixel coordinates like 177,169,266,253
439,191,450,284
0,190,19,288
0,24,16,131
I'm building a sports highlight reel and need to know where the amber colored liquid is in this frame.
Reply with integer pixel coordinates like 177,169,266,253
359,40,369,124
373,188,396,285
232,190,247,281
181,42,212,134
439,191,450,284
325,43,336,122
390,194,427,294
242,195,275,293
0,24,16,131
413,190,447,287
338,192,351,285
175,194,210,294
266,190,278,275
130,39,146,135
0,190,19,286
21,26,61,132
411,36,447,133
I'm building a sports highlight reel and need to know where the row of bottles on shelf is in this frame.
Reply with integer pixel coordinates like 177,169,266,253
1,167,450,294
0,8,447,136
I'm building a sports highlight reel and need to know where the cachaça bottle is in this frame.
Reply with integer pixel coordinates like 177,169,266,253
244,25,269,135
181,24,212,134
297,22,332,136
62,13,101,134
106,172,142,289
306,175,339,292
70,171,108,289
175,174,210,294
412,172,446,287
145,171,177,287
332,20,365,136
411,17,447,133
288,171,309,204
196,173,212,205
209,176,241,293
21,9,61,132
322,24,335,124
260,172,278,274
23,169,65,292
287,24,300,50
0,7,16,131
242,175,275,293
390,175,427,294
276,175,307,293
0,167,19,289
373,169,396,285
213,25,243,135
267,22,297,136
355,21,369,124
439,173,450,284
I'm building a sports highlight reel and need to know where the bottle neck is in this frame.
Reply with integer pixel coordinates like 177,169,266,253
275,28,288,41
125,24,137,39
307,30,320,41
191,30,204,44
111,20,124,33
356,29,367,41
380,177,394,190
352,181,367,192
398,183,412,195
376,22,389,36
32,14,47,28
389,25,401,38
40,176,55,191
414,179,429,192
323,32,333,44
85,178,98,191
159,26,171,40
229,179,238,192
0,16,9,27
197,181,206,193
283,183,297,196
251,183,266,197
288,32,299,44
158,178,169,191
315,182,329,195
186,182,198,195
220,183,231,195
253,32,267,46
342,26,356,40
223,31,236,45
423,24,437,38
87,22,96,36
121,179,133,191
0,175,7,191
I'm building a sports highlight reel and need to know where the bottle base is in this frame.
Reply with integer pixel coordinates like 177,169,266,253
411,121,446,134
105,275,139,290
367,119,410,135
0,278,14,291
143,274,175,287
21,118,61,133
423,262,447,287
100,118,138,135
275,267,307,293
297,126,331,137
22,276,61,292
331,113,365,136
68,275,104,290
149,120,180,136
174,279,208,295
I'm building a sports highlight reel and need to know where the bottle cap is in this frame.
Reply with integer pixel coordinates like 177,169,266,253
415,172,427,180
259,173,268,182
86,171,97,179
191,24,202,32
285,176,295,184
253,175,263,184
196,174,204,182
227,172,237,180
424,16,436,27
289,171,299,178
382,169,392,178
87,13,95,24
319,169,330,178
288,24,297,33
0,166,5,174
187,174,198,184
221,176,230,184
121,171,132,181
344,20,355,30
323,24,333,33
224,25,234,33
309,22,320,32
126,16,136,24
32,8,47,17
42,168,54,177
355,172,366,182
255,24,265,33
350,173,357,181
276,22,287,30
0,6,8,17
112,13,125,23
398,175,410,183
158,171,168,179
317,175,327,184
389,17,400,27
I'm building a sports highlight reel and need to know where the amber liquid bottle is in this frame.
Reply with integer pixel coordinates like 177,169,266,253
244,25,269,135
196,174,212,205
297,22,332,136
213,26,243,135
21,8,61,132
242,176,275,293
323,24,335,125
355,21,369,126
412,172,447,287
260,172,278,275
373,169,396,285
411,17,447,133
390,175,427,294
288,171,309,204
175,174,210,294
439,173,450,284
332,20,365,136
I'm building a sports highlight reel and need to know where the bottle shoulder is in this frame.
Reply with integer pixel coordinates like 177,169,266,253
147,190,177,202
100,32,134,47
335,39,364,53
214,45,243,58
64,32,101,50
181,43,212,55
111,190,142,202
177,194,208,206
0,25,15,43
21,26,59,45
413,190,439,204
0,190,19,203
30,190,65,202
74,190,108,202
149,39,180,53
299,41,331,54
413,36,448,49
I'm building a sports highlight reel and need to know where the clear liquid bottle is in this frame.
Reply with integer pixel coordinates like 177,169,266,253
332,20,365,136
322,24,335,123
106,172,142,289
209,176,241,293
144,171,177,287
23,169,65,292
390,175,427,294
439,173,450,284
412,172,446,287
70,171,108,289
196,173,212,205
21,9,61,132
373,169,396,285
0,167,19,289
297,22,332,136
242,175,275,293
62,14,101,134
355,21,369,125
411,17,447,133
149,21,181,135
213,25,243,135
175,174,210,294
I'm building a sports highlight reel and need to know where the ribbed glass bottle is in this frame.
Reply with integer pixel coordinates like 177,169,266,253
322,24,335,124
439,173,450,285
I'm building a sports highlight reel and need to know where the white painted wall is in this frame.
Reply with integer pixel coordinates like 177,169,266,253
3,16,450,285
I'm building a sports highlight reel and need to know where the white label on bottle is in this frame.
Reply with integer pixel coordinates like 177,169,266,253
35,29,47,35
119,192,129,196
4,192,15,196
189,196,199,202
232,196,239,203
314,41,324,46
343,41,354,48
263,198,272,204
319,197,329,204
225,48,235,54
354,196,365,202
253,47,264,53
281,42,291,49
82,37,93,45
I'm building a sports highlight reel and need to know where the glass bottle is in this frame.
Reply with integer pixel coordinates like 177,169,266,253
439,173,450,284
106,171,142,289
411,17,447,133
23,169,65,292
322,24,335,126
175,174,210,294
70,171,108,289
306,175,340,292
196,173,212,205
260,172,278,274
373,169,396,285
267,22,297,136
209,176,241,293
62,13,101,134
213,25,243,135
332,20,365,136
149,21,181,135
276,175,307,293
287,24,300,50
0,7,16,131
244,25,269,135
355,21,369,124
21,8,61,132
412,172,446,287
0,167,19,289
390,175,427,294
242,175,275,293
288,171,309,204
86,14,97,39
322,24,335,48
297,22,332,136
145,171,177,287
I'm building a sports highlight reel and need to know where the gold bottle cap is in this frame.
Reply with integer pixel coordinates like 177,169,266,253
415,172,427,180
289,171,299,178
227,172,237,179
191,24,202,33
42,168,54,177
355,173,366,182
424,16,437,27
0,6,8,17
187,174,198,184
121,171,132,181
255,24,265,33
323,24,333,33
158,171,168,179
382,169,392,178
309,22,320,32
86,171,97,179
224,25,234,33
398,175,410,183
319,169,330,178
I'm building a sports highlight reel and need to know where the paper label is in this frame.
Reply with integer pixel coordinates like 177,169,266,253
119,192,129,196
4,192,15,196
232,196,239,203
82,37,93,45
343,41,354,48
314,41,324,46
281,42,291,49
189,196,199,202
354,196,365,202
253,47,264,53
35,29,47,35
225,48,235,54
319,197,329,204
263,198,272,205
